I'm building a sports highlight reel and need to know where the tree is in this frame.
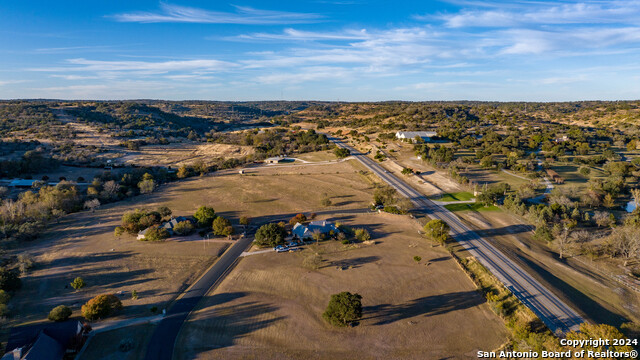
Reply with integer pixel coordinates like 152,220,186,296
334,147,350,158
0,267,21,292
603,193,615,209
157,206,172,219
239,216,250,228
71,277,86,290
81,294,123,321
254,223,287,247
423,219,450,244
212,216,233,236
354,228,371,242
48,305,72,322
194,206,216,227
289,213,307,226
138,179,155,194
565,323,635,356
142,225,170,241
177,165,189,179
554,227,573,259
84,199,100,213
594,211,614,228
173,221,194,236
401,167,414,175
373,185,397,206
322,292,363,327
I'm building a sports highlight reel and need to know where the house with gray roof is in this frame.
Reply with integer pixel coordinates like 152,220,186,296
292,220,339,240
137,216,190,240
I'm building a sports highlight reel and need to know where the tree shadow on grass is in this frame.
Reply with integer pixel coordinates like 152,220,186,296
184,294,285,353
326,255,381,269
363,290,485,326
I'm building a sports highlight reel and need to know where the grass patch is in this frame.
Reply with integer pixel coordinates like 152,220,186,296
439,192,474,202
444,203,500,212
78,323,154,360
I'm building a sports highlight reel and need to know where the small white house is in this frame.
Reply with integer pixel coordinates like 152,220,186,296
395,131,437,142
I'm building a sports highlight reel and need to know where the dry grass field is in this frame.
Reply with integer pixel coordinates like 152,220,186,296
116,142,254,167
6,195,230,329
175,213,508,360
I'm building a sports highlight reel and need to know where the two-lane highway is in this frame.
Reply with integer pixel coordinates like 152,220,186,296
332,137,584,334
145,233,254,360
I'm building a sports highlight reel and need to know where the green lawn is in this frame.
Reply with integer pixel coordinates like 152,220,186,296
444,203,500,212
438,192,475,202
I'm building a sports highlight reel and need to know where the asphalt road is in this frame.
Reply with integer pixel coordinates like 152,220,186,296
332,137,584,334
144,233,254,360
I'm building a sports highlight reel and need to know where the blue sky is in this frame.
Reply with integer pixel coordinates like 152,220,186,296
1,1,640,101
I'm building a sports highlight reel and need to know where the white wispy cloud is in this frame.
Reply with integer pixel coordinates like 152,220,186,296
233,28,370,41
31,58,236,73
111,3,322,24
436,1,640,28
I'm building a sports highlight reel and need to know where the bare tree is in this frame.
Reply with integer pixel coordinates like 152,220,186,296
102,180,120,199
555,227,573,259
593,211,613,227
608,226,640,266
632,188,640,209
84,199,101,213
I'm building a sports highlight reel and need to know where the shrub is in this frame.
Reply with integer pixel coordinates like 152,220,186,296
254,223,287,247
354,228,371,242
0,290,10,304
131,290,138,300
334,147,350,158
0,303,8,317
48,305,72,322
114,226,125,237
70,277,85,290
141,225,170,241
341,239,350,245
0,267,21,292
383,205,403,214
81,294,123,321
413,256,422,262
322,292,363,327
173,221,194,236
119,338,135,352
194,206,216,227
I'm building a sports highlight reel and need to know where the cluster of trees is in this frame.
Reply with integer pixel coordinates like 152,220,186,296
0,149,60,178
118,207,173,235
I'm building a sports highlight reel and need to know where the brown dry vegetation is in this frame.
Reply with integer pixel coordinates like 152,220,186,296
176,213,508,360
117,142,254,167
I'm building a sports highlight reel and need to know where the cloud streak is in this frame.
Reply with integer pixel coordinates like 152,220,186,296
112,3,322,25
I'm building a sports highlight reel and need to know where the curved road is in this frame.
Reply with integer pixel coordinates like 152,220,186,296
332,137,584,334
144,233,254,360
